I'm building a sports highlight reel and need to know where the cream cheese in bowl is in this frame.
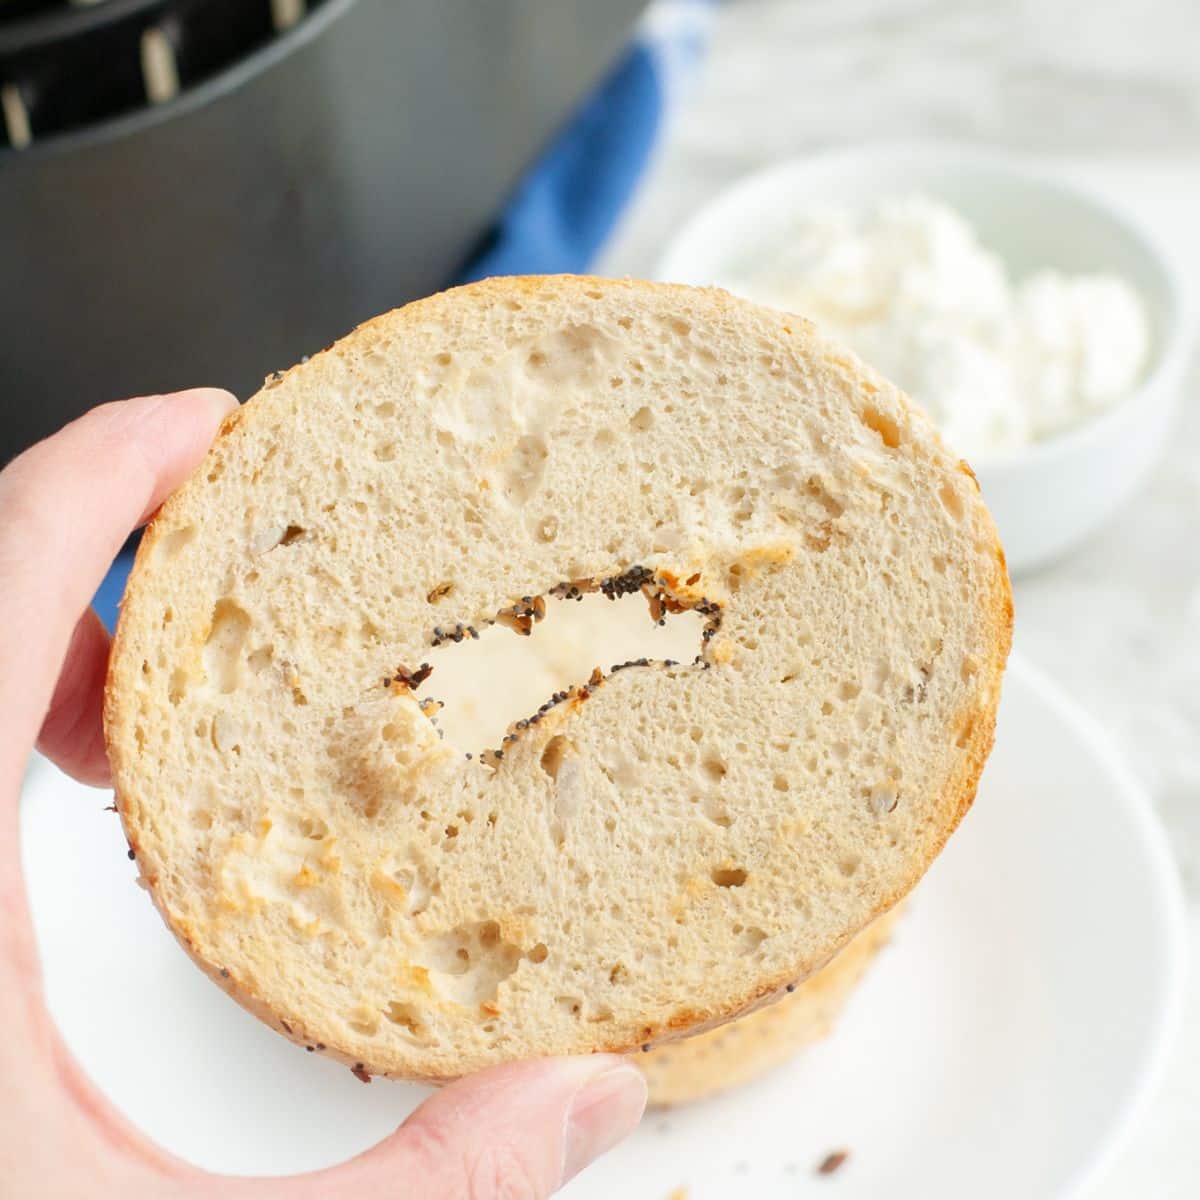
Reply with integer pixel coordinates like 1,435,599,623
658,148,1189,573
726,195,1151,461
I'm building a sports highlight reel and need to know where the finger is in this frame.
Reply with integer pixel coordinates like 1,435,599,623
0,389,237,787
263,1056,646,1200
35,607,112,787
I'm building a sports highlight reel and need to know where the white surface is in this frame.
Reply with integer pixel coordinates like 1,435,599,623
655,146,1192,575
20,656,1185,1197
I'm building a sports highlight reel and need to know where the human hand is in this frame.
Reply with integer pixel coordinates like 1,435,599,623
0,391,646,1199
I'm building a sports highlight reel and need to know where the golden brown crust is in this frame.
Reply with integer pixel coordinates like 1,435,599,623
643,905,904,1106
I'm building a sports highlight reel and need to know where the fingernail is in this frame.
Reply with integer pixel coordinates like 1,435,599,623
172,387,239,420
116,389,238,440
561,1063,647,1185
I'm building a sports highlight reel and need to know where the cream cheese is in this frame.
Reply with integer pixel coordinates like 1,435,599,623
729,195,1150,458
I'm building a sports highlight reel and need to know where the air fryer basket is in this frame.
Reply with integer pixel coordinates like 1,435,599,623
0,0,648,457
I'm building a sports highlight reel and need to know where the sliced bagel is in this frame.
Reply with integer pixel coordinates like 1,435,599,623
105,275,1010,1081
641,905,903,1107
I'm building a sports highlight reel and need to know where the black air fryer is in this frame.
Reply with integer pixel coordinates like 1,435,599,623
0,0,648,458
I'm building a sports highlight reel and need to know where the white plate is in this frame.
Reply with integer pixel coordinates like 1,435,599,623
20,654,1185,1198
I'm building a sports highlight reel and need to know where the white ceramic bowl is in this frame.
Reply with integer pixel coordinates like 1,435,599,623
656,146,1194,575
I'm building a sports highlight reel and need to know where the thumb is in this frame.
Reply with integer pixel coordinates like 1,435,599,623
0,389,236,788
267,1056,646,1200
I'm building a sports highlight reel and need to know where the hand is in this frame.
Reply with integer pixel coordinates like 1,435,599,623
0,391,646,1199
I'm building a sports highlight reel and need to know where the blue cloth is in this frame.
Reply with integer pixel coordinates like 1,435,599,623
95,549,135,634
457,0,718,280
93,9,712,630
456,42,663,282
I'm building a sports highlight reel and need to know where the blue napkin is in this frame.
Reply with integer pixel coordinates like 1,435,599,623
92,4,715,633
456,0,715,280
455,43,662,282
94,551,135,634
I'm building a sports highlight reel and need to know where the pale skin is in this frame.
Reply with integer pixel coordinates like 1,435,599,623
0,390,647,1199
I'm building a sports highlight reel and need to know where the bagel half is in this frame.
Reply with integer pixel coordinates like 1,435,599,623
106,275,1010,1081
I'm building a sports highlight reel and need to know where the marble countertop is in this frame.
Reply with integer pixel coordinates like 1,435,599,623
602,3,1200,1190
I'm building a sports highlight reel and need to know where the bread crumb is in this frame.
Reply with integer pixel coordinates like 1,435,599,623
817,1148,850,1176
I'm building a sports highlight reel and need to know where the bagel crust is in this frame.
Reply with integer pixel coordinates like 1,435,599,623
105,276,1011,1081
641,905,903,1107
